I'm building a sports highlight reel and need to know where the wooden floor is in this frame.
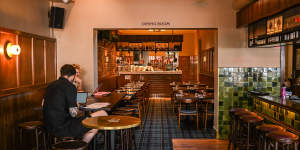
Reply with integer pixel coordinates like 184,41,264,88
172,139,228,150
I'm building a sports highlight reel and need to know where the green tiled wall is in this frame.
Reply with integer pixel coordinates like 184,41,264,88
218,67,280,139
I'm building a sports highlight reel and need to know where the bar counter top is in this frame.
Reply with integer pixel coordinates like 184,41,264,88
255,95,300,113
118,70,182,75
251,93,300,135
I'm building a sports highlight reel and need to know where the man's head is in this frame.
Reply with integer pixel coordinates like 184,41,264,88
60,64,76,82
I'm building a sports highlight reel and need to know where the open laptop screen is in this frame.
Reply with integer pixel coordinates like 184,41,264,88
77,92,88,104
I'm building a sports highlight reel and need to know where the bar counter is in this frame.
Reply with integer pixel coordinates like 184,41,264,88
255,96,300,113
251,94,300,135
118,71,182,97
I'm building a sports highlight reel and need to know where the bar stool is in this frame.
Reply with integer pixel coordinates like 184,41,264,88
256,124,286,150
239,114,264,150
228,108,249,150
18,121,46,150
52,140,88,150
233,110,254,145
266,131,299,150
233,111,259,150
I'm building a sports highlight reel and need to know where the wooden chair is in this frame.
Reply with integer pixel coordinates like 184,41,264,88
202,99,214,129
124,97,144,119
178,98,199,129
198,92,214,129
171,91,176,112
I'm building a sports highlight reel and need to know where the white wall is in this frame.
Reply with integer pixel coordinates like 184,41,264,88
0,0,49,36
219,47,281,67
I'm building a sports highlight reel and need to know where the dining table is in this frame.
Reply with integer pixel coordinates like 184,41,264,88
85,91,126,112
82,115,141,150
172,139,228,150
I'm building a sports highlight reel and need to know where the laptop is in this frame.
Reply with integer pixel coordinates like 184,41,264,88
77,92,88,105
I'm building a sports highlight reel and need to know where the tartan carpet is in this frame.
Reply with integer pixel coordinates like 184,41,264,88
135,98,216,150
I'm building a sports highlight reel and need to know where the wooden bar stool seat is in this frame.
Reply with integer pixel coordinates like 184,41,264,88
256,124,286,150
18,121,43,130
267,131,299,150
230,108,248,117
18,121,45,150
256,124,285,133
52,140,88,150
240,115,263,123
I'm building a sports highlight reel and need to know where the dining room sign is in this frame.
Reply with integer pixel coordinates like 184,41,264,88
141,21,171,26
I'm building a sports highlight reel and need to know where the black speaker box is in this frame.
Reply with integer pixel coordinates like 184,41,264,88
49,7,65,29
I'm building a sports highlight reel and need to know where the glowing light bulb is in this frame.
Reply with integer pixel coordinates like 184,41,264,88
6,42,21,58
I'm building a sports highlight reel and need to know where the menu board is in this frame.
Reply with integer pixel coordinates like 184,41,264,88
267,19,275,35
284,14,300,30
248,6,300,47
267,16,283,35
274,16,283,33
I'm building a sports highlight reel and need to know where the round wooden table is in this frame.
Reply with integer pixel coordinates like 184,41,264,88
82,115,141,150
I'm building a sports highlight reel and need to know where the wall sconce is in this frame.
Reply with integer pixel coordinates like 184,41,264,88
203,56,207,63
4,41,21,59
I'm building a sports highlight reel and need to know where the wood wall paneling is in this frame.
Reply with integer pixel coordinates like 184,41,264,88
248,3,254,24
33,38,45,85
286,0,299,9
199,48,214,88
0,87,46,150
98,41,117,89
45,40,56,83
262,0,272,17
279,0,288,11
237,0,300,27
0,32,18,90
18,35,33,87
0,27,56,150
237,6,249,28
253,0,263,22
179,56,190,82
178,56,197,82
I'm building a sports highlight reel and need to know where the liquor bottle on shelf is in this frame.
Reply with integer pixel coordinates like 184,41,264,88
284,34,289,41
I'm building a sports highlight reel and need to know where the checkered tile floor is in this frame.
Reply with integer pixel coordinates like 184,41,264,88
135,98,216,150
95,97,216,150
